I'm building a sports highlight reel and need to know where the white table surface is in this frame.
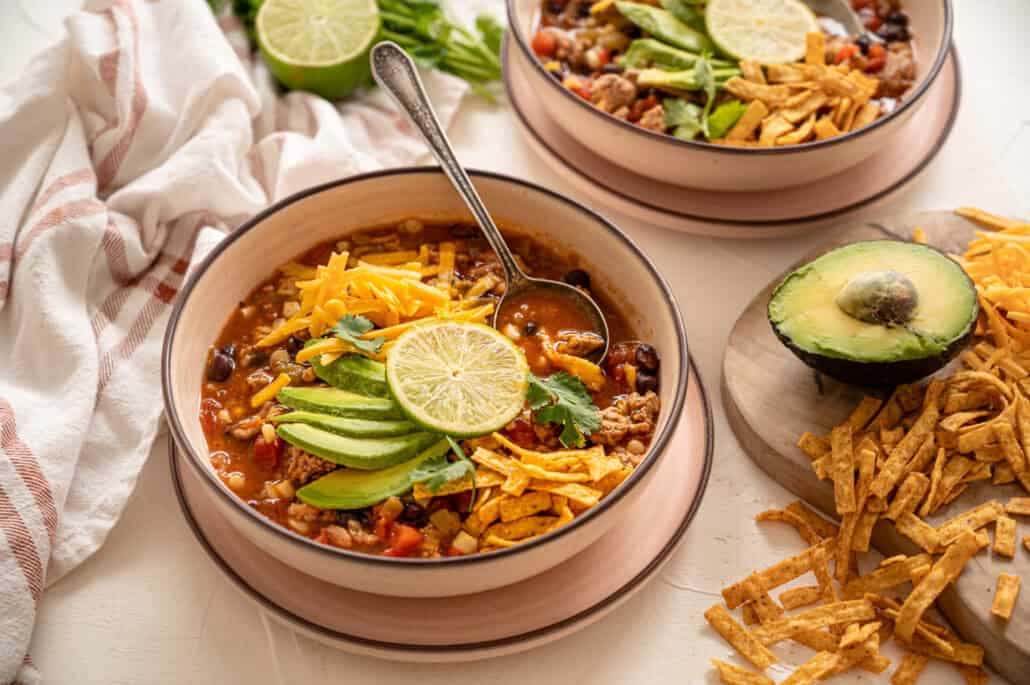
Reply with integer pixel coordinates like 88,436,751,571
3,1,1029,683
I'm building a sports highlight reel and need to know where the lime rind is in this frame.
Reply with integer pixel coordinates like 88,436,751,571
386,322,529,438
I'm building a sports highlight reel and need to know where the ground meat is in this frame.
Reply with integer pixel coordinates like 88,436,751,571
285,446,336,485
878,43,915,98
555,330,605,357
288,502,334,523
346,518,380,547
591,391,660,446
324,524,353,548
591,74,637,114
637,104,665,132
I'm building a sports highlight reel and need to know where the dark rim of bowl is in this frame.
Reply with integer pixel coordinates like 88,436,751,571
167,356,713,653
161,166,691,568
505,0,953,156
502,40,961,228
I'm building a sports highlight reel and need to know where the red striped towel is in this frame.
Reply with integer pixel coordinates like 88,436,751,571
0,1,473,680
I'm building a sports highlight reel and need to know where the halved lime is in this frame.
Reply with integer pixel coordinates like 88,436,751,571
256,0,380,100
705,0,819,64
385,321,529,438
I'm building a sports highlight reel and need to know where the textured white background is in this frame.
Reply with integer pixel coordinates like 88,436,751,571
1,0,1029,682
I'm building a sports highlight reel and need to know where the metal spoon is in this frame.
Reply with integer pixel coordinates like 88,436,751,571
804,0,883,42
370,41,610,363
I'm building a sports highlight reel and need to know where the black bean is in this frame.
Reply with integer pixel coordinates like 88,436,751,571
546,1,563,15
286,336,304,358
399,502,429,527
636,371,658,394
336,509,369,527
634,343,660,372
855,34,872,55
524,321,539,335
562,269,591,290
219,343,237,360
877,23,909,42
602,63,624,75
885,11,908,26
576,1,591,17
450,223,478,239
207,349,235,382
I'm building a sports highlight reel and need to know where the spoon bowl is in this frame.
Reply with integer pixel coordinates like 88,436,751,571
370,41,610,363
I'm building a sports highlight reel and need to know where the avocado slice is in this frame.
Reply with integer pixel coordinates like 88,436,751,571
768,240,978,386
276,386,401,420
297,439,450,510
309,347,390,398
270,411,415,438
276,423,440,470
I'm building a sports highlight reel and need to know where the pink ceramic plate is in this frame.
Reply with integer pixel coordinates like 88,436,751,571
170,360,713,662
503,37,961,239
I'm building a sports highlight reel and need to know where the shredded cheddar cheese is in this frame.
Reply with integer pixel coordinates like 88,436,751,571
251,373,291,408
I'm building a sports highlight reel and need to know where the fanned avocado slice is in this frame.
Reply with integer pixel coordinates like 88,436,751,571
276,386,401,420
276,424,440,470
308,347,390,398
768,241,978,386
270,411,415,438
297,439,450,510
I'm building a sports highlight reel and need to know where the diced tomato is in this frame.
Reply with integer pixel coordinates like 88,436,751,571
251,435,283,470
865,43,887,72
531,30,557,57
861,11,882,31
383,524,424,557
867,42,886,59
834,44,859,65
199,398,222,433
595,48,611,68
629,94,659,122
314,529,330,545
574,79,593,101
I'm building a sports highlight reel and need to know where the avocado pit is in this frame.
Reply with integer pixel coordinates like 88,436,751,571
835,270,919,326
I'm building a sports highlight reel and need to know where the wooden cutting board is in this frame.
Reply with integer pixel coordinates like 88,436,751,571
722,210,1029,683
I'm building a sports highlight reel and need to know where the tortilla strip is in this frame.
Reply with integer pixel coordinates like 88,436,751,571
805,31,826,66
779,585,822,610
501,468,532,496
703,604,777,670
994,515,1017,557
764,63,807,83
724,77,791,107
830,425,857,514
886,472,930,521
991,572,1021,620
956,665,990,685
740,60,766,84
810,543,839,606
851,507,879,552
902,633,985,666
776,114,816,145
813,115,841,141
711,659,774,685
835,510,860,583
994,462,1016,484
781,92,827,124
750,600,875,645
896,530,980,642
528,481,601,508
920,448,948,517
850,102,880,131
797,432,830,460
1006,496,1030,516
727,100,769,141
871,381,944,500
722,538,834,609
499,491,552,523
841,554,933,599
755,508,821,546
935,500,1004,545
758,115,794,146
891,652,929,685
896,512,941,553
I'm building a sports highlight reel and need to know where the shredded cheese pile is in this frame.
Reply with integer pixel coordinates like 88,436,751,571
956,207,1030,345
256,243,494,362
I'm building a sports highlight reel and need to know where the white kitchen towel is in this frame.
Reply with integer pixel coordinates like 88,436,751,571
0,0,484,681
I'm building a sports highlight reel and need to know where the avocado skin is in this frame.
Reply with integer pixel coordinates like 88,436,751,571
770,311,975,388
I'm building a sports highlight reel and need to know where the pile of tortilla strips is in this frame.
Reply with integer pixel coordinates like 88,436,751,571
413,432,632,551
708,209,1030,685
715,32,882,147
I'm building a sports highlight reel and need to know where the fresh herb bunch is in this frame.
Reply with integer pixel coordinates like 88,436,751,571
220,0,503,99
378,0,503,100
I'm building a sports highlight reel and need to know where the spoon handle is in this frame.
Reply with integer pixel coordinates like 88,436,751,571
371,42,528,287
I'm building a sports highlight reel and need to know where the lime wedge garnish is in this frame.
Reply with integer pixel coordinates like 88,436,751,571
256,0,380,100
705,0,819,64
385,321,529,437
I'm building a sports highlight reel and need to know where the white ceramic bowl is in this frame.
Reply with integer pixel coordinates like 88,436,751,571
163,168,689,598
506,0,952,191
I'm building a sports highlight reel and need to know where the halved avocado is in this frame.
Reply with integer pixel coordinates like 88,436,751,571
768,241,978,387
297,439,450,510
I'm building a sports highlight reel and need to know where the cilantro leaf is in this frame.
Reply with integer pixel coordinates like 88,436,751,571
693,56,718,139
527,373,602,448
663,98,704,140
330,314,386,354
410,454,475,494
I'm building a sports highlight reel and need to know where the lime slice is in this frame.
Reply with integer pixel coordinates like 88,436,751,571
386,321,529,438
256,0,380,100
705,0,819,64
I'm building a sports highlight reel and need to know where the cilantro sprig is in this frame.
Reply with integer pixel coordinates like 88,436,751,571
409,436,476,510
330,314,386,355
527,372,602,448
